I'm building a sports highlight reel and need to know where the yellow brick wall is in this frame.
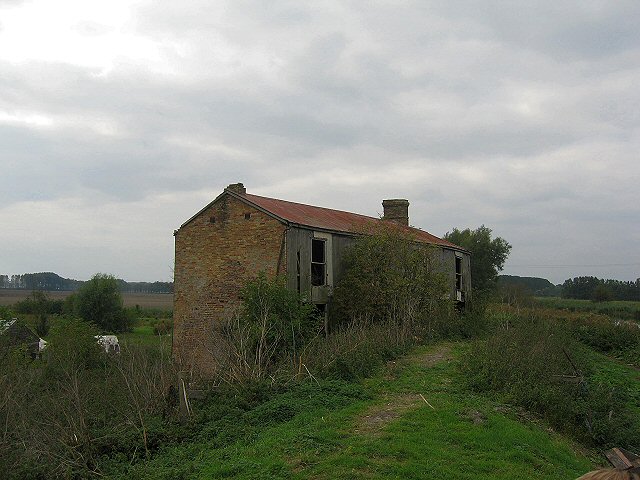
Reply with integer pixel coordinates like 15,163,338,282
172,194,286,377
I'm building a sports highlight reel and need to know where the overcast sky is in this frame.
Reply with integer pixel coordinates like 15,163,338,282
1,0,638,284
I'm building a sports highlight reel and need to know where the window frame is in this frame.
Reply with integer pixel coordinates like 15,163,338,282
455,255,463,291
311,238,327,286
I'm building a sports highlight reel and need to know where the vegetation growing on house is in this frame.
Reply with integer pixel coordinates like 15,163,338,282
220,273,322,382
331,223,451,330
6,226,640,478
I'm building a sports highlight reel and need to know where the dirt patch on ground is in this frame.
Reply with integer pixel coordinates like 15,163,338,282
411,344,453,367
354,394,421,435
356,345,453,435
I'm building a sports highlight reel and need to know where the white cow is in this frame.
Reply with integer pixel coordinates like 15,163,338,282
94,335,121,354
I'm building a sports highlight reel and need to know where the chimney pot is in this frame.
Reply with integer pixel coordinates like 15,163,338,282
226,183,246,194
382,199,409,226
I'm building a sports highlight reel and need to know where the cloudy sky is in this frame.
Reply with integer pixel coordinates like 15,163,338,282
1,0,638,284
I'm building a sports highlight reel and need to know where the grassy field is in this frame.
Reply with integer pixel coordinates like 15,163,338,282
104,342,597,480
0,288,173,309
534,297,640,321
119,324,172,348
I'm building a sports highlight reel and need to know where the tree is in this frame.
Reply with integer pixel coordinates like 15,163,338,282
73,274,131,332
444,225,511,293
331,223,450,331
591,284,613,303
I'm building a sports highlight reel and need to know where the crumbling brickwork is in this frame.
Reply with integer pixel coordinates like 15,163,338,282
172,193,286,377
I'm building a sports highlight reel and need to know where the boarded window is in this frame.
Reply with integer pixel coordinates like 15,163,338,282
311,239,326,286
455,256,463,290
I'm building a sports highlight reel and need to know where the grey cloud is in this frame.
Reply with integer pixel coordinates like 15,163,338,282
426,1,640,60
1,0,638,282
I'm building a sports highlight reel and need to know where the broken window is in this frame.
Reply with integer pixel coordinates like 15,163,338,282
311,238,326,286
455,256,463,290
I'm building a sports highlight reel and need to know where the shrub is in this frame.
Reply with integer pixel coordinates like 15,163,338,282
331,223,451,333
569,316,640,366
45,317,104,374
0,321,177,479
461,312,640,450
0,305,13,320
73,273,131,333
220,273,322,382
498,283,534,308
13,290,64,315
153,318,174,336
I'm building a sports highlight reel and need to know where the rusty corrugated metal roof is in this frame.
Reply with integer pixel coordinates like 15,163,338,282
241,192,463,250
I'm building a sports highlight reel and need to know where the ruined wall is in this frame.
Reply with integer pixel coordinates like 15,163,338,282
173,194,286,377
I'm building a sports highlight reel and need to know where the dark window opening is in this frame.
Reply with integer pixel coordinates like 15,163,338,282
315,303,326,314
311,238,326,286
455,256,463,290
209,216,216,224
244,213,251,220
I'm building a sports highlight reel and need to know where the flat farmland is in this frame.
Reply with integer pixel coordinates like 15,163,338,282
0,289,173,309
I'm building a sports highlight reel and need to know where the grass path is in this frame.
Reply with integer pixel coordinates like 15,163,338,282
291,343,594,479
118,342,597,479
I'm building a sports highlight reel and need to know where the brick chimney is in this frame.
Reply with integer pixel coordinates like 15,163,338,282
382,199,409,226
226,183,246,194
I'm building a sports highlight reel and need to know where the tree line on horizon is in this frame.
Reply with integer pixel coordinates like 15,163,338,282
499,274,640,302
561,276,640,302
0,272,173,294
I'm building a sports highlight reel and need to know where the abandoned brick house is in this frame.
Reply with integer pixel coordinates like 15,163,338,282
172,183,471,375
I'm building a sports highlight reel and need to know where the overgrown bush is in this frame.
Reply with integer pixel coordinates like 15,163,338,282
491,304,640,367
461,312,640,450
498,283,534,308
72,273,131,333
300,320,414,380
0,305,13,320
13,290,65,315
219,273,322,382
0,319,177,479
569,316,640,366
536,297,640,321
331,223,451,333
152,318,174,336
13,290,65,337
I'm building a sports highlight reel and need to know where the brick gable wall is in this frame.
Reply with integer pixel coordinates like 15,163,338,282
173,194,286,377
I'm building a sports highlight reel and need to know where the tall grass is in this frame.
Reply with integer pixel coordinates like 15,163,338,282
461,310,640,451
0,318,177,479
535,297,640,321
491,304,640,367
